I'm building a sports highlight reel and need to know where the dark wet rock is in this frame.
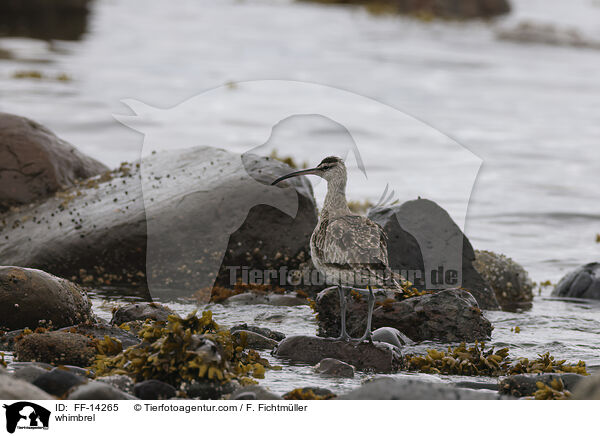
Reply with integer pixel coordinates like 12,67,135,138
96,375,135,395
552,263,600,300
283,387,336,400
230,324,286,341
572,370,600,400
67,381,137,400
497,22,600,50
59,322,140,348
499,373,586,398
133,380,177,400
304,0,510,19
273,335,403,372
0,113,107,211
182,379,238,400
314,358,355,378
339,377,505,400
371,327,413,348
32,367,87,397
0,147,318,298
0,266,94,330
12,363,50,383
230,385,282,400
111,302,175,325
0,0,91,41
316,287,492,342
0,373,54,400
368,200,499,310
15,331,96,367
231,330,278,350
474,250,534,310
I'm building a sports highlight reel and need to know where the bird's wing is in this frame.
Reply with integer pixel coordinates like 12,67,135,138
321,215,389,268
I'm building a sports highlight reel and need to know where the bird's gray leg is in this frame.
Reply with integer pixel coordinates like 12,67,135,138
358,286,375,343
336,285,350,341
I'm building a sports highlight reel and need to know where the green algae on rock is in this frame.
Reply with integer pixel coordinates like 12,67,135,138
92,311,272,390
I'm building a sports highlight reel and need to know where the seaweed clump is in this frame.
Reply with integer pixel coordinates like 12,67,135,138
407,342,588,377
0,352,6,368
533,379,572,400
92,311,271,388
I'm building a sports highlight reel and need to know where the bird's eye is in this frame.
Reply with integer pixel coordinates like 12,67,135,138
321,165,330,170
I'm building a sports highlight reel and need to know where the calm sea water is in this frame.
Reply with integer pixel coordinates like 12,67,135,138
1,0,599,394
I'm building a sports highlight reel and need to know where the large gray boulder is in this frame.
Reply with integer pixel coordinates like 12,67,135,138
338,377,504,400
0,113,107,212
0,147,318,299
474,250,534,310
0,373,54,400
368,199,499,310
552,263,600,300
273,335,403,372
0,266,93,330
315,287,492,342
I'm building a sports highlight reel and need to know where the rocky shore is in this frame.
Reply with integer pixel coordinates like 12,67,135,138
0,114,596,400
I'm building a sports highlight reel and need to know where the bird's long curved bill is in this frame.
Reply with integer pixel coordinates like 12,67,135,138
271,168,320,185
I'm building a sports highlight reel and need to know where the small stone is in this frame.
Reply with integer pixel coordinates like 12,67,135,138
133,380,177,400
111,302,175,325
96,374,135,394
230,324,285,341
274,335,403,372
314,358,355,378
33,367,87,397
371,327,413,348
231,330,278,350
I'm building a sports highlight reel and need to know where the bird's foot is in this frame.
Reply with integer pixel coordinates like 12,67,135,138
355,332,373,344
335,333,352,341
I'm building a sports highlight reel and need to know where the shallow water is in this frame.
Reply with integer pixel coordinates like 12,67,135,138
1,0,599,394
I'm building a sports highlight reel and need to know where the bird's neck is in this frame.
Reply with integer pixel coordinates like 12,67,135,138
321,178,351,220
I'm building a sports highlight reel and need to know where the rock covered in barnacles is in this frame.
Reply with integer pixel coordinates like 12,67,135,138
15,331,96,367
273,335,403,372
473,250,534,310
315,287,492,342
338,377,506,400
552,262,600,300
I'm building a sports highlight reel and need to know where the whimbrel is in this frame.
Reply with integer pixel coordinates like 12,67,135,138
271,156,404,342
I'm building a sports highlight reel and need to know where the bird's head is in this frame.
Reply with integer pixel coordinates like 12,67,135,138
271,156,346,185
